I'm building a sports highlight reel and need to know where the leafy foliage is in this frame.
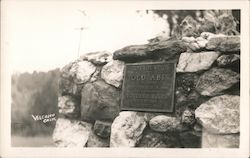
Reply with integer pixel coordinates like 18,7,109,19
150,10,240,36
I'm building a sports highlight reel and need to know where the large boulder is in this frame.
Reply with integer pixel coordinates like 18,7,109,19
206,35,240,52
113,44,152,62
176,52,220,72
113,40,186,62
70,61,96,84
216,54,240,67
101,60,125,88
148,40,187,61
202,131,239,148
110,111,147,147
195,95,240,134
149,115,180,132
94,120,112,138
58,96,80,118
52,118,92,147
81,51,112,66
196,67,240,96
81,80,121,122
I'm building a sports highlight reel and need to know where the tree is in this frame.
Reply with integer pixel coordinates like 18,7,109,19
146,10,240,37
11,69,60,136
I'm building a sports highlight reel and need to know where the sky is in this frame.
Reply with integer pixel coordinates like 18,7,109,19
2,0,169,73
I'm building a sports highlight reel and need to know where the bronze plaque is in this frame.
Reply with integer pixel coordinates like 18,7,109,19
121,62,176,112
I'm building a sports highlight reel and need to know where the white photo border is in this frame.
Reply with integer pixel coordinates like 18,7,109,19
1,0,249,158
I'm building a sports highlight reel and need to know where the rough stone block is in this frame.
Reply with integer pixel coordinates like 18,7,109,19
110,111,147,147
216,54,240,67
177,52,220,72
195,95,240,134
148,40,187,61
202,131,239,148
113,44,152,62
70,61,96,84
81,51,112,66
196,67,240,96
94,120,112,138
81,80,121,122
52,118,92,147
206,35,240,52
101,60,125,88
149,115,180,132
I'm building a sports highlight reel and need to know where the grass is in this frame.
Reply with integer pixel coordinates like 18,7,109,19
12,135,55,147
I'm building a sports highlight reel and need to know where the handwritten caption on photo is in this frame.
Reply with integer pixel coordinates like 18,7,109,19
31,113,56,123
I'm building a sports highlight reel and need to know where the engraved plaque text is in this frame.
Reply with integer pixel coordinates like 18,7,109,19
121,62,176,112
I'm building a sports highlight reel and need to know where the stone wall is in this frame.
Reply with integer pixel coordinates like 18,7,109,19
53,13,240,148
